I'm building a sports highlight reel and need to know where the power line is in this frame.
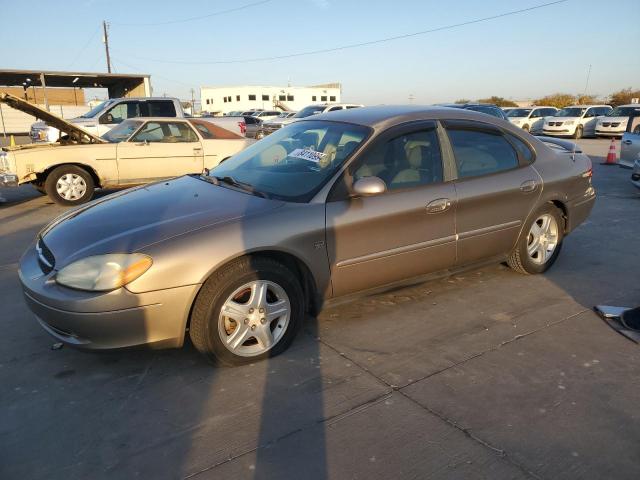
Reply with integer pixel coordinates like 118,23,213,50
110,0,275,27
113,0,569,65
110,56,193,88
66,26,101,69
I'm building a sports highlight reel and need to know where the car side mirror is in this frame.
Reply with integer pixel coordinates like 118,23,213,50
352,176,387,197
99,113,114,124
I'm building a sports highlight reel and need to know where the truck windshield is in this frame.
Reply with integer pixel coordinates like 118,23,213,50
80,100,114,119
101,120,143,143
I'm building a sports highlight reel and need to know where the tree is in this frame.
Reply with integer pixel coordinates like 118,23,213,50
454,98,470,104
575,94,598,105
532,93,575,109
608,88,640,107
476,96,518,107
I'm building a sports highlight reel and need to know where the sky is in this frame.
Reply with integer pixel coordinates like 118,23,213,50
1,0,639,105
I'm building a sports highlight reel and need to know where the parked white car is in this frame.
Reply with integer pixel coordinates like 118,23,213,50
30,97,185,143
543,105,612,138
595,104,640,138
261,103,364,136
251,110,281,120
507,106,558,134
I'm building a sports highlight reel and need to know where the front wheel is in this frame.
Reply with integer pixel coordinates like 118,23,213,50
507,205,564,274
189,257,304,366
44,165,95,205
573,125,583,139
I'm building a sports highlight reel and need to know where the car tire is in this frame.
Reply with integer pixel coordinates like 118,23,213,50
189,256,304,366
507,204,564,275
44,165,94,205
573,125,583,139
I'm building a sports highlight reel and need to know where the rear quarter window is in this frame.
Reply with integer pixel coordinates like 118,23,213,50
147,101,177,117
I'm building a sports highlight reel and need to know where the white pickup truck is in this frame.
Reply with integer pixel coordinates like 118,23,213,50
30,97,187,142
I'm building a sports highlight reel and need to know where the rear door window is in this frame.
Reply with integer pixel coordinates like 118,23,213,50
445,125,519,178
147,101,177,117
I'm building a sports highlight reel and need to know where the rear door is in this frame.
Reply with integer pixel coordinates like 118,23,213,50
116,120,203,185
325,121,457,296
442,120,541,265
621,115,640,168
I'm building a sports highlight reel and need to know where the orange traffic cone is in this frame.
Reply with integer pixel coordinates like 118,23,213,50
602,138,618,165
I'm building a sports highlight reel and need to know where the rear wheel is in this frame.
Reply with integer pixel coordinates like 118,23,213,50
189,257,304,366
573,125,583,139
507,204,564,274
44,165,94,205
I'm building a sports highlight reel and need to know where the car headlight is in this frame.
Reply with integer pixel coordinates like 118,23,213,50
56,253,152,291
565,120,575,125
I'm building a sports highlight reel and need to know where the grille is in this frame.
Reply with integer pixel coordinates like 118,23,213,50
612,122,620,127
36,238,55,274
602,122,611,127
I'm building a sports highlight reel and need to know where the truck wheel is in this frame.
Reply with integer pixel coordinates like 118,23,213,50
44,165,95,205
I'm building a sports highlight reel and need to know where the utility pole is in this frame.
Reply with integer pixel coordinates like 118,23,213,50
190,88,195,114
102,20,112,73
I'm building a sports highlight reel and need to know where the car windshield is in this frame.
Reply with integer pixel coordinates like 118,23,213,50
555,107,586,117
80,100,113,119
208,120,370,202
293,106,326,118
607,106,640,117
507,109,532,117
101,120,143,143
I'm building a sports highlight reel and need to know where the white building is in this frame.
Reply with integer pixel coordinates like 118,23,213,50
200,83,341,115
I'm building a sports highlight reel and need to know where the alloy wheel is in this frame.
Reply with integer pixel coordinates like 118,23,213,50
527,213,559,265
218,280,290,357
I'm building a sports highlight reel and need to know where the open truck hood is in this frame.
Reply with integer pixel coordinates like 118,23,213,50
0,93,106,145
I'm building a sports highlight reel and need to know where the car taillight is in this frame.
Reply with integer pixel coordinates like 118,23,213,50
238,121,246,135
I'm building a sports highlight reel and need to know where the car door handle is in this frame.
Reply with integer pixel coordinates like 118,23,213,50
193,147,203,152
135,141,149,146
622,140,632,145
426,198,452,214
519,180,538,193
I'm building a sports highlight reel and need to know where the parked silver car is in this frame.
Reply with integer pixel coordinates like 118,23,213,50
18,106,595,365
620,114,640,169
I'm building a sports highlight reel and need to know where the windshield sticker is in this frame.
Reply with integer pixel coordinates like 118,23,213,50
289,148,326,164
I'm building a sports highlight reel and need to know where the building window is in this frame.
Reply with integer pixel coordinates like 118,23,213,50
249,94,256,101
262,94,269,101
228,96,232,102
206,99,210,104
223,97,227,103
329,95,336,101
287,95,294,101
312,95,317,101
278,95,286,101
236,95,240,101
321,96,327,101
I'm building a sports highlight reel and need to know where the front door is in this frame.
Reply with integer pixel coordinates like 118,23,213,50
116,120,204,185
442,120,542,265
325,121,457,297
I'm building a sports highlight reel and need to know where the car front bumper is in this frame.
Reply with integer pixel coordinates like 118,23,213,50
542,128,573,136
595,129,624,137
19,244,201,350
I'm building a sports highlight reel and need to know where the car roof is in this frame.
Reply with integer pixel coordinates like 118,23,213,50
303,105,513,131
563,104,610,108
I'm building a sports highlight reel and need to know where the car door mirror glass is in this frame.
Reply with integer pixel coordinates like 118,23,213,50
352,176,387,197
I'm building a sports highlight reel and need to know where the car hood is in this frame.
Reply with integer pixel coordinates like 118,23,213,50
40,175,284,266
1,92,105,144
